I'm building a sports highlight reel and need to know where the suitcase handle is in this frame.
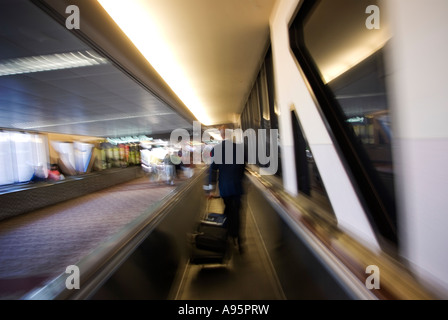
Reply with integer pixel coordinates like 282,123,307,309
203,197,212,220
202,197,226,224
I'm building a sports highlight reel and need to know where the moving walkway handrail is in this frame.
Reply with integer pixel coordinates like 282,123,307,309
22,166,208,300
245,168,436,300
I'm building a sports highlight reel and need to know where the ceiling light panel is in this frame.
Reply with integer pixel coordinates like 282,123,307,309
0,51,109,76
97,0,212,125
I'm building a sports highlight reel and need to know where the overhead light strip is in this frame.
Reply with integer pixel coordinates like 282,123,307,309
0,51,109,76
97,0,212,125
12,112,175,130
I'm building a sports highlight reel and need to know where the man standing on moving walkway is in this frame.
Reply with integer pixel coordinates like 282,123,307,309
205,124,246,254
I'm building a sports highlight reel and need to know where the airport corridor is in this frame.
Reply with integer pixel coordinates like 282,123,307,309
0,172,285,300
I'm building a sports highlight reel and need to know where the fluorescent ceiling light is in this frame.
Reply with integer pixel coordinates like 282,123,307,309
0,51,109,76
12,112,174,130
97,0,212,125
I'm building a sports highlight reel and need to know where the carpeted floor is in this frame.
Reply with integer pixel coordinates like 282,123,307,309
0,176,180,299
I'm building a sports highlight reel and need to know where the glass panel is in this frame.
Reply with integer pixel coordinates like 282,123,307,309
11,132,35,182
303,0,390,84
0,132,14,185
291,110,334,215
300,0,395,222
258,64,270,124
302,0,393,183
241,49,282,179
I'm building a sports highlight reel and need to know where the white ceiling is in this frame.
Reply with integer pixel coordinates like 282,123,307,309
0,0,277,138
115,0,277,125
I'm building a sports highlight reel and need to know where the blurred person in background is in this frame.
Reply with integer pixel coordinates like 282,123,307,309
48,163,65,181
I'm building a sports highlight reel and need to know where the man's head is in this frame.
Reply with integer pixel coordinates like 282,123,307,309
218,124,228,140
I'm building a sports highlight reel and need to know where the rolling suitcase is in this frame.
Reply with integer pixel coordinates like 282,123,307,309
190,198,229,264
195,223,228,252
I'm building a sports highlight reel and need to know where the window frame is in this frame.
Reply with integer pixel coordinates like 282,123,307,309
288,0,397,246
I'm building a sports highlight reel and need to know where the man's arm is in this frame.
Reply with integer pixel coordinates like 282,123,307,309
203,146,218,193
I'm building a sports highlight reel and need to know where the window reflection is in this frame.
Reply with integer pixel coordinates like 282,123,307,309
290,0,397,240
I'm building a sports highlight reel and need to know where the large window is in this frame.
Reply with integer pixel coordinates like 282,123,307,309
290,0,397,245
240,48,281,178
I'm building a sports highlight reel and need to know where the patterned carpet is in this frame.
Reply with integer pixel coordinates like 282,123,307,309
0,176,182,299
